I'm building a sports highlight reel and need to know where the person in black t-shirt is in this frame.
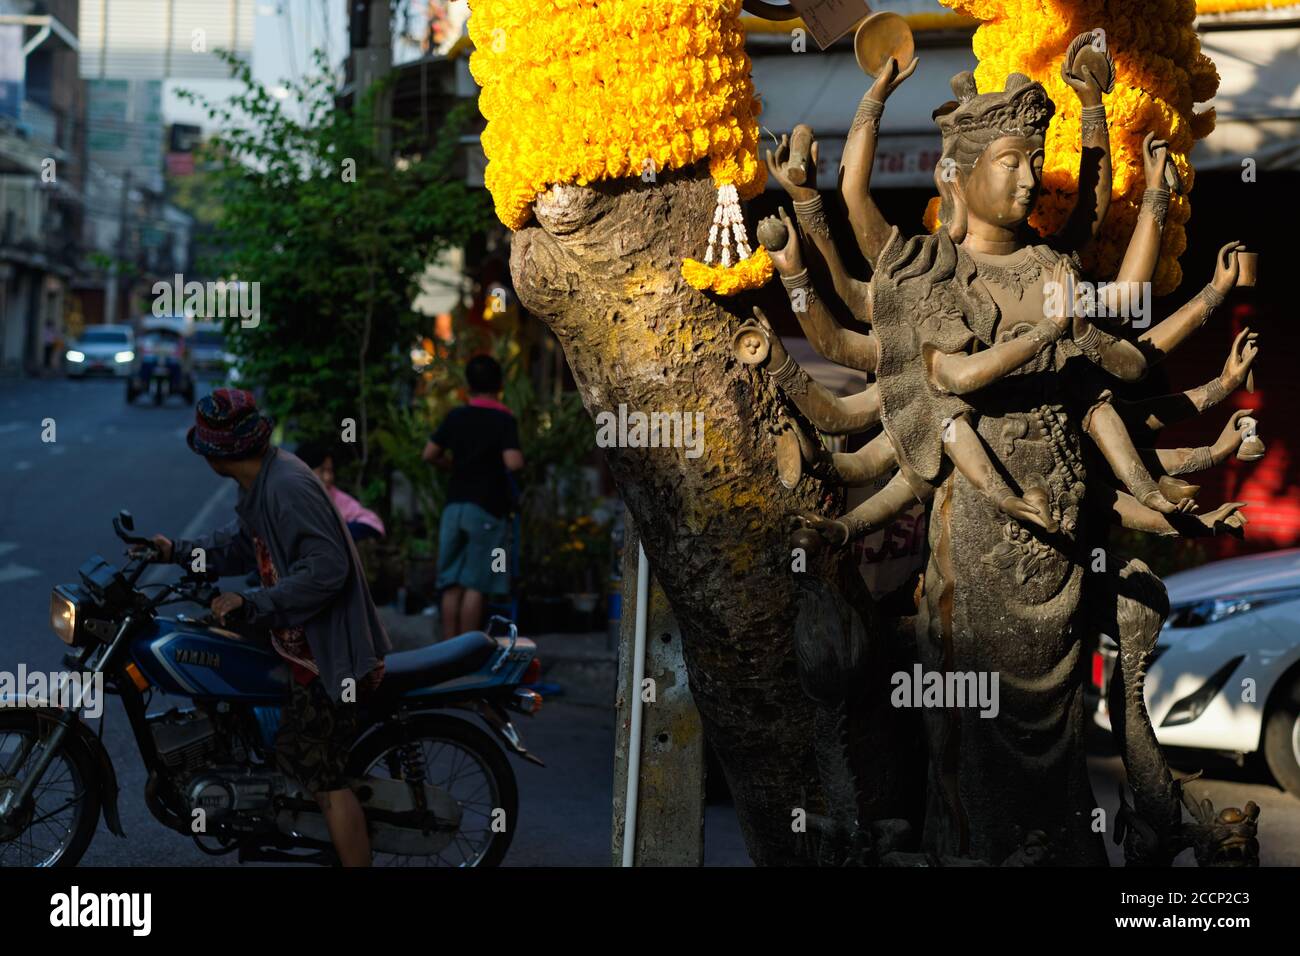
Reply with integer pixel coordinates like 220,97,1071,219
422,355,524,638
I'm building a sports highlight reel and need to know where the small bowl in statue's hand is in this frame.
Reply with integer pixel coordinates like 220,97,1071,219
1065,32,1116,95
854,12,914,78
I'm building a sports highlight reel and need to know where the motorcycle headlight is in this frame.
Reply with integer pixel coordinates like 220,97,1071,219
1167,586,1300,629
50,588,81,645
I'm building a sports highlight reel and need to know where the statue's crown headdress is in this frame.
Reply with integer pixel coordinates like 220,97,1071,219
933,72,1055,149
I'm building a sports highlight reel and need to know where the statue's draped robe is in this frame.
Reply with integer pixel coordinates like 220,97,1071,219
872,229,1108,865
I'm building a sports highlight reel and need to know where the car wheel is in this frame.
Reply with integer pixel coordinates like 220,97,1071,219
1263,673,1300,796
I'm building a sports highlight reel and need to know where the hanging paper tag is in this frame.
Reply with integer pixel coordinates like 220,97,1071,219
786,0,871,50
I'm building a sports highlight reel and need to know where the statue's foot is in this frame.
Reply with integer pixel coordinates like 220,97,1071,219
1001,495,1058,533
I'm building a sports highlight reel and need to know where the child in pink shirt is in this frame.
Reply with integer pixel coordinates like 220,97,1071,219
294,443,385,541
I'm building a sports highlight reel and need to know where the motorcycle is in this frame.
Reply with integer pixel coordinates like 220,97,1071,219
0,511,544,867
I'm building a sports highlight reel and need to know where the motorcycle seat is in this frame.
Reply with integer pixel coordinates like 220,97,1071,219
378,631,498,697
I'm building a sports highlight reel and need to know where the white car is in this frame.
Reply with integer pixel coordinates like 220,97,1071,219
1094,549,1300,795
65,325,135,378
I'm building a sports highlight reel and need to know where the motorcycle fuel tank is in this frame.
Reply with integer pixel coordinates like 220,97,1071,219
131,619,288,702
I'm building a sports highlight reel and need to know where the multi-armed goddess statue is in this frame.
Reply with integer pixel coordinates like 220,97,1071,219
734,29,1263,866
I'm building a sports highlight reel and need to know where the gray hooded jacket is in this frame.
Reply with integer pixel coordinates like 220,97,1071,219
174,446,391,700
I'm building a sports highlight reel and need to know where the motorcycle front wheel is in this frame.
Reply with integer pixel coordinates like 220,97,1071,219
349,714,518,867
0,712,101,867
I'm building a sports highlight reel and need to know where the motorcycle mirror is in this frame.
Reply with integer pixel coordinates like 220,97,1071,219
119,510,135,532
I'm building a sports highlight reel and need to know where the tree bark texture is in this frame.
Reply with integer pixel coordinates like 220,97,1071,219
511,164,920,864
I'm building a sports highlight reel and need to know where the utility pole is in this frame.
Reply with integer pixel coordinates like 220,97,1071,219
103,169,130,325
349,0,393,159
611,515,707,865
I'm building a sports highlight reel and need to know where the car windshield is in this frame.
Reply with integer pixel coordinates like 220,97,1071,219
140,331,182,353
79,329,129,345
192,331,224,347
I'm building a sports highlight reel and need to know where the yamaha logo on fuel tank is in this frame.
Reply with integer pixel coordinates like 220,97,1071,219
174,648,221,669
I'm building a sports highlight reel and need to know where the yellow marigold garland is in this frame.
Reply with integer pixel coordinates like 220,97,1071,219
938,0,1220,294
467,0,771,294
682,244,774,294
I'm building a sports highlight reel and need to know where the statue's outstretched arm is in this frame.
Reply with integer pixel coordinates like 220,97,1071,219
1137,241,1242,363
1100,133,1173,313
1139,409,1256,476
767,127,870,319
1110,490,1246,538
735,310,881,434
1084,395,1180,513
1055,33,1113,249
943,413,1056,530
1118,328,1257,433
929,261,1073,395
928,321,1065,395
1073,312,1147,382
841,56,917,268
758,212,877,371
798,470,932,548
831,432,896,486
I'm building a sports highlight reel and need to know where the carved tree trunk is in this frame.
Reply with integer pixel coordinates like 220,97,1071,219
511,164,911,865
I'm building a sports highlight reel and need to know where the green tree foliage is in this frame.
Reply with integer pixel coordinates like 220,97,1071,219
179,51,488,494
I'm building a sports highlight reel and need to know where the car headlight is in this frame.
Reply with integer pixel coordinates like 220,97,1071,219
115,350,134,363
66,350,85,363
50,588,81,645
1167,586,1300,628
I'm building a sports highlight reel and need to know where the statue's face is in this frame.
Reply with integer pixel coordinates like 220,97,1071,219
963,135,1045,230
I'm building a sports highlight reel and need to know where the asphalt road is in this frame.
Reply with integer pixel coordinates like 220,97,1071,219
0,374,234,865
0,376,1295,868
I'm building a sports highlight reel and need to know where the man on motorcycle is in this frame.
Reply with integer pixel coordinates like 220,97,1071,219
150,388,391,866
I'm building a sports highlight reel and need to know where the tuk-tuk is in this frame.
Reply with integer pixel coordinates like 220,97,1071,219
126,316,197,405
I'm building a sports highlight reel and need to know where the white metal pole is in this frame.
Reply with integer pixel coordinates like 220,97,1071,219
621,542,650,866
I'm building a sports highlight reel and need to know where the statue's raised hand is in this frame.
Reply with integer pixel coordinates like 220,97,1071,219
1212,409,1255,461
1061,31,1114,108
1212,240,1246,296
1220,327,1259,390
1142,131,1171,190
756,208,803,275
868,55,918,104
766,127,819,202
1045,258,1080,335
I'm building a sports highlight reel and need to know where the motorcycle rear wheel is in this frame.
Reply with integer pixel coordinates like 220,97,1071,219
349,714,518,867
0,712,101,867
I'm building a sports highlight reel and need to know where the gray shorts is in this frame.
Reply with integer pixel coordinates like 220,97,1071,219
436,501,508,595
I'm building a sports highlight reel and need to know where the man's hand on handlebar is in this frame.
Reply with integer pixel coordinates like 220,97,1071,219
149,535,174,562
211,591,245,625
